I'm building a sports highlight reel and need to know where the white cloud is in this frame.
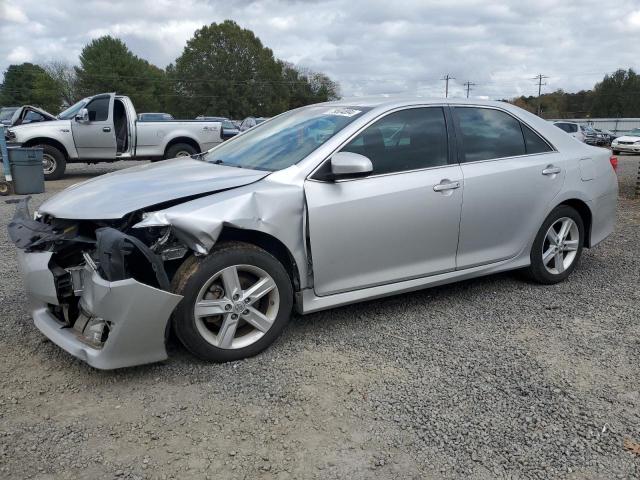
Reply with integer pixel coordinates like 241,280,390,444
7,46,33,63
0,2,28,24
0,0,639,99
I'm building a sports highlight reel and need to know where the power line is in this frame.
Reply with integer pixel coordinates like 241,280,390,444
441,74,455,98
463,81,476,98
532,73,549,115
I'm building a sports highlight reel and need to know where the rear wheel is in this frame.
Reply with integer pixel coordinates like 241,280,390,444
525,205,584,284
171,242,293,362
165,143,197,159
36,144,66,180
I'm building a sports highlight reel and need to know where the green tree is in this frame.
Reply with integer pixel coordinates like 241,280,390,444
75,36,168,112
0,63,62,112
591,69,640,117
168,20,288,118
168,20,340,118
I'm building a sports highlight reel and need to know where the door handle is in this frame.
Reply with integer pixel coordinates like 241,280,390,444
103,127,111,133
542,166,561,175
433,181,460,192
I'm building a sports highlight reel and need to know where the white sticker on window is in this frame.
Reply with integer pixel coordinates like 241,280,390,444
324,108,361,117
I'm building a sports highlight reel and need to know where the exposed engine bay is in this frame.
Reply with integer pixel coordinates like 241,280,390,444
8,197,188,351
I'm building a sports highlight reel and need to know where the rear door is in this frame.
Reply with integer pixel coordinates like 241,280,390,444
71,93,116,159
305,106,463,296
453,106,565,269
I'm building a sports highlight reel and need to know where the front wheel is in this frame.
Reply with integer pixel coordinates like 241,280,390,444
525,205,584,284
171,242,293,362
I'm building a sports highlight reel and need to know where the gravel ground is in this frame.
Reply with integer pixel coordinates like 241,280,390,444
0,157,639,480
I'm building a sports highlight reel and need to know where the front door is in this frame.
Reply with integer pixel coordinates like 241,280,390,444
305,106,463,296
452,106,566,268
71,93,116,159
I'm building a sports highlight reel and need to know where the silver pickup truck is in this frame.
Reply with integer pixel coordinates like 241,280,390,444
5,93,231,179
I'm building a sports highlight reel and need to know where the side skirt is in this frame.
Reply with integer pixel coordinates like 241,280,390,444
296,256,530,314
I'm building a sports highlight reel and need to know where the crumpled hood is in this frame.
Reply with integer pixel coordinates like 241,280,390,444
39,158,269,220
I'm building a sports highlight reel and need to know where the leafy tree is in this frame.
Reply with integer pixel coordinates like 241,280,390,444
75,36,169,112
591,69,640,117
0,63,62,112
43,61,78,106
168,20,340,119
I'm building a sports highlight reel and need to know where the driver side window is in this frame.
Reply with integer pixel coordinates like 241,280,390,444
86,96,110,122
340,107,448,175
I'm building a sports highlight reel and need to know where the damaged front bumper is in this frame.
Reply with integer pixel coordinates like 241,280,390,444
17,249,182,369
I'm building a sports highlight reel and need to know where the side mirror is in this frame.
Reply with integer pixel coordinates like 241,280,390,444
328,152,373,180
221,127,235,140
75,108,89,123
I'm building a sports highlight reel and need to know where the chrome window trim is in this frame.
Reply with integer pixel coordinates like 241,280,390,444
307,104,452,183
308,103,558,183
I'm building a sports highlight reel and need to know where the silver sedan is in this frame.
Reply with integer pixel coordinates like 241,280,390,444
9,98,618,369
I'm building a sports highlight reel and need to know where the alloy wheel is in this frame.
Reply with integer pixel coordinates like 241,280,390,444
542,217,580,275
42,153,56,175
193,264,280,349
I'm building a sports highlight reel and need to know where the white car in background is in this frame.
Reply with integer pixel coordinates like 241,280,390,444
611,128,640,155
553,121,586,143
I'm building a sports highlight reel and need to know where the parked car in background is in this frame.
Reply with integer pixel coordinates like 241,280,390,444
138,112,174,121
595,129,617,145
0,106,19,126
195,116,239,139
611,128,640,154
8,98,618,369
553,121,585,142
581,125,606,146
5,93,225,180
239,116,269,131
7,105,56,127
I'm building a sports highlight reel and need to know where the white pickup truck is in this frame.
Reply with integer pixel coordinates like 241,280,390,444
5,93,233,179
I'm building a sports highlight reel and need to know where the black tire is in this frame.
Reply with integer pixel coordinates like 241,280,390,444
165,143,197,159
171,241,293,362
36,144,66,180
524,205,584,285
612,150,620,155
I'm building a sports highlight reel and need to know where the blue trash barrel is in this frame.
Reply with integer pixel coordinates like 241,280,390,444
9,147,45,194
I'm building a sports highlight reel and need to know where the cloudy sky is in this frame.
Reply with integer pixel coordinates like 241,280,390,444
1,0,639,100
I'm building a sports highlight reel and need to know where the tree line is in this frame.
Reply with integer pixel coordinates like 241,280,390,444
0,20,340,119
509,69,640,118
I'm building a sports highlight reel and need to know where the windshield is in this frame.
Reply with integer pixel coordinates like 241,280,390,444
628,129,640,136
203,106,369,171
57,98,90,119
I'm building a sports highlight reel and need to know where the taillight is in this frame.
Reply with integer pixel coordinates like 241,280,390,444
609,155,618,171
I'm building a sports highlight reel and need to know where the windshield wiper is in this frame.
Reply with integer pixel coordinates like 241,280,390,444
211,159,242,168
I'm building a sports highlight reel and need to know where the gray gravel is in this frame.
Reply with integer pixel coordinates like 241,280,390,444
0,157,639,479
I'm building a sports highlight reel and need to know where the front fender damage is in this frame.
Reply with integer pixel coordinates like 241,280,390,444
133,181,309,287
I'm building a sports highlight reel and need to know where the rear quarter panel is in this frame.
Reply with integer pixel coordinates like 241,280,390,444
135,121,223,157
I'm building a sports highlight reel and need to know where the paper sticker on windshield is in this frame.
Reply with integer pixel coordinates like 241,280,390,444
324,108,361,117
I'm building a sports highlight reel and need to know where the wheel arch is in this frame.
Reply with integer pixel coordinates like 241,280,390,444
557,198,593,248
23,137,69,160
216,227,301,292
164,136,201,157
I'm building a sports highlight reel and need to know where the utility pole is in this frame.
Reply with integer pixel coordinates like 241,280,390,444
463,81,476,99
441,74,455,98
532,74,548,116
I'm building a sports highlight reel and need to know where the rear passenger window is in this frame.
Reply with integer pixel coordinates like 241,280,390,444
454,107,526,162
340,107,448,175
86,96,110,122
522,124,552,154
